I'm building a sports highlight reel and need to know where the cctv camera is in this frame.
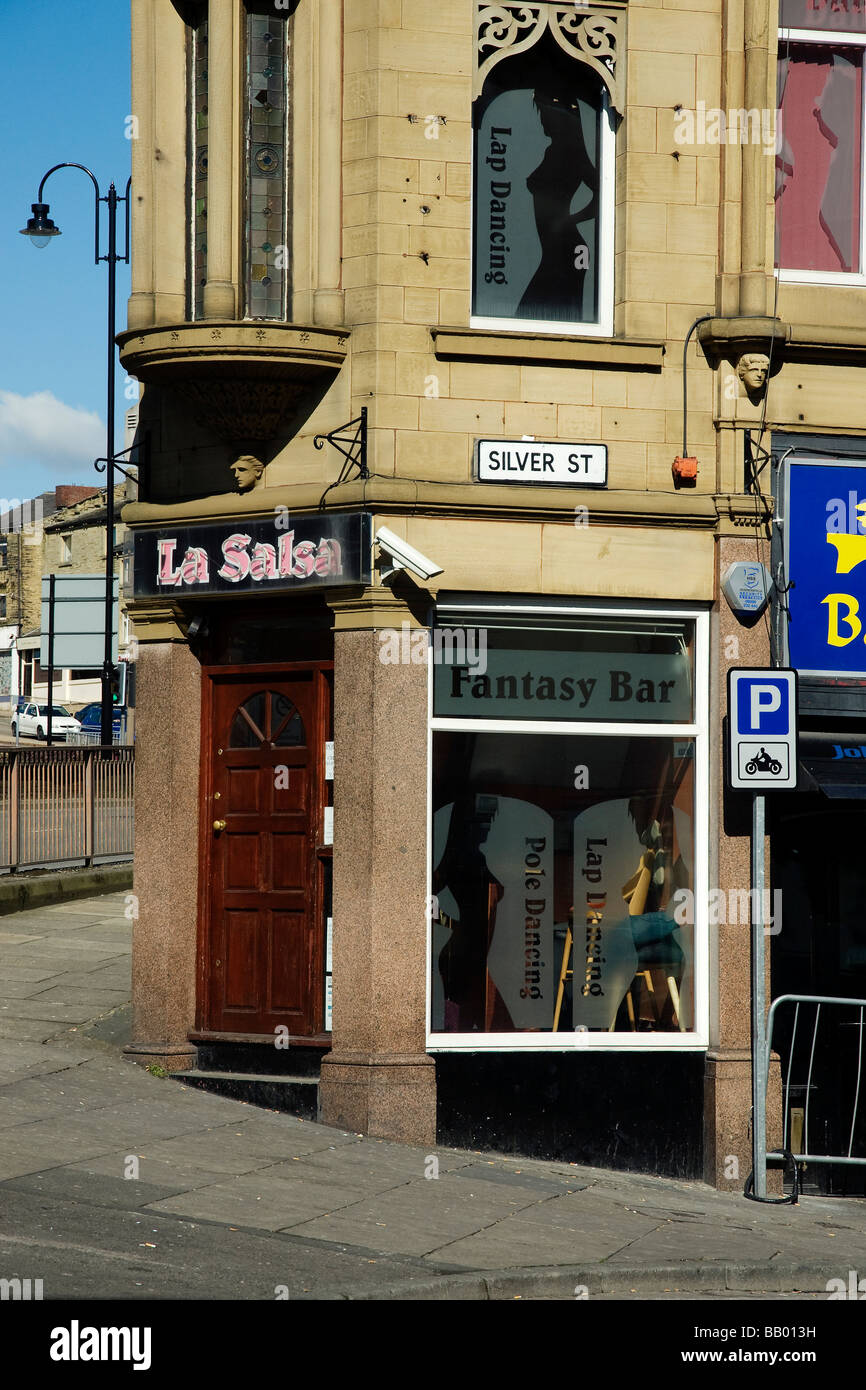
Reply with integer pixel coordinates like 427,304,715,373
374,525,443,581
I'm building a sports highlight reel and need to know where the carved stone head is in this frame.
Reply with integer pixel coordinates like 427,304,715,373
230,454,265,492
736,352,770,397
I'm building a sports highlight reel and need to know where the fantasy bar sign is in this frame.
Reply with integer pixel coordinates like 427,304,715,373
434,646,692,721
131,511,371,598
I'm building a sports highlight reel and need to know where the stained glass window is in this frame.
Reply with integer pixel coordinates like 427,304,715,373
245,13,291,320
190,14,209,320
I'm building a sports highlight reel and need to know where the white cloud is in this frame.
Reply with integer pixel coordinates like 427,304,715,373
0,390,104,468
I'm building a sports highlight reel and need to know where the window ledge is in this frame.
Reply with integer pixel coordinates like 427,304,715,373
431,327,664,371
786,324,866,363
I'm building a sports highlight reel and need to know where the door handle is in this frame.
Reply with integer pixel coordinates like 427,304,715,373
213,819,226,831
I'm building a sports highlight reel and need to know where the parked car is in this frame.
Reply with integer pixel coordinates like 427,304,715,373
12,703,81,741
75,703,127,740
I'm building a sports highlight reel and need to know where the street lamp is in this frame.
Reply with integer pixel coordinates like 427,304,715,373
20,164,130,746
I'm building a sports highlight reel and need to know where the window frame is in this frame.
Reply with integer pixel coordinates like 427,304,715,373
776,25,866,284
425,597,710,1053
469,75,616,338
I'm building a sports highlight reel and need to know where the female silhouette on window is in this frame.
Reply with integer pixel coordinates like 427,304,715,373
433,794,513,1032
518,83,598,322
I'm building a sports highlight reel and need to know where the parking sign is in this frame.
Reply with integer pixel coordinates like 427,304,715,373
727,668,798,790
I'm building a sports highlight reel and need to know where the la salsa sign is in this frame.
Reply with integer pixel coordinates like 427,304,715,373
131,511,371,597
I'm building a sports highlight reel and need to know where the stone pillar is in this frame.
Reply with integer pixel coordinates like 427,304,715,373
127,0,155,331
123,605,201,1072
705,522,783,1188
152,0,188,326
739,0,775,315
203,0,238,320
319,591,436,1143
127,0,187,331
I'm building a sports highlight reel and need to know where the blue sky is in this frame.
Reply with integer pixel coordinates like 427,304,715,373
0,1,132,496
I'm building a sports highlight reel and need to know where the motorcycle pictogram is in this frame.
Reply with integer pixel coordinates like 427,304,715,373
745,747,782,777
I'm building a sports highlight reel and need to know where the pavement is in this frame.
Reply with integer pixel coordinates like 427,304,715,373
0,892,864,1301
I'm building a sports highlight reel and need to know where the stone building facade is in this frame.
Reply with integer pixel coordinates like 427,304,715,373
0,485,124,709
119,0,866,1190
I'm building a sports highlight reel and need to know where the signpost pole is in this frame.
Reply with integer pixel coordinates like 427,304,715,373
46,574,55,749
751,790,767,1200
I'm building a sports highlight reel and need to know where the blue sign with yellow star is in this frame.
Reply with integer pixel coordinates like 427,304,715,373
786,459,866,677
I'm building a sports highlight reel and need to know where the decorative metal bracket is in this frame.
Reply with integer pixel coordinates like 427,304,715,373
475,4,624,114
94,436,147,486
315,408,369,509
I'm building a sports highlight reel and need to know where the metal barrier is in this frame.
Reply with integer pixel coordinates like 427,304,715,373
68,728,128,747
0,746,134,872
764,993,866,1172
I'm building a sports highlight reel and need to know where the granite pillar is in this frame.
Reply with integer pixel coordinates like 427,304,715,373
123,625,201,1071
319,610,436,1143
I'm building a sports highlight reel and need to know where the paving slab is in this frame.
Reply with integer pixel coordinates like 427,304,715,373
0,965,66,983
0,1018,73,1043
284,1177,569,1257
0,979,68,999
26,986,130,1006
144,1169,376,1232
0,999,104,1024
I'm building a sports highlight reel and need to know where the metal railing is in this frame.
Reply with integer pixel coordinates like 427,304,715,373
765,993,866,1170
68,728,129,747
0,745,134,872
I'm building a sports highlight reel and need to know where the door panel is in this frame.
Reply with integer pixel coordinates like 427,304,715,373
201,668,329,1037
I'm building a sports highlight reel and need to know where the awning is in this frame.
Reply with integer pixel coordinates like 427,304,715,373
799,733,866,800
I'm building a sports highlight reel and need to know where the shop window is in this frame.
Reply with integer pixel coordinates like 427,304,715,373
429,608,708,1049
776,0,866,278
472,5,622,336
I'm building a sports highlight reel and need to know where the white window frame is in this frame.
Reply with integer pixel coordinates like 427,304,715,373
776,26,866,284
470,89,616,338
425,598,710,1053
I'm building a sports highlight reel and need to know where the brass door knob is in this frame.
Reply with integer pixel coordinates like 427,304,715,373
213,819,226,831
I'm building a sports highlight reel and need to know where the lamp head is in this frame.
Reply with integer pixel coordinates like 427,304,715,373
19,203,61,249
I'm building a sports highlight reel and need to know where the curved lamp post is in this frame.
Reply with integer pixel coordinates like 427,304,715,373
20,164,131,747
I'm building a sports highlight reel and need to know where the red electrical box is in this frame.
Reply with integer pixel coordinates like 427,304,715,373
672,455,698,484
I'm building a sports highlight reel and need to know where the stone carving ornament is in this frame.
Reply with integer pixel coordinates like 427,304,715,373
476,3,624,113
736,352,770,400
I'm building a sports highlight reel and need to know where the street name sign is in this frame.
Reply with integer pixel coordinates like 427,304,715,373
476,439,607,487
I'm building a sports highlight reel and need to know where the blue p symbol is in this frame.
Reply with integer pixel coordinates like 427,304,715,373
742,679,788,734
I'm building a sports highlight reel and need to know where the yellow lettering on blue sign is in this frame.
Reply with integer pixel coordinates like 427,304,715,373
822,593,863,647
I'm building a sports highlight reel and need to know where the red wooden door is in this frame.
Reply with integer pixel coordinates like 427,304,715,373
200,666,329,1037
